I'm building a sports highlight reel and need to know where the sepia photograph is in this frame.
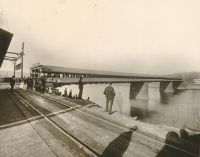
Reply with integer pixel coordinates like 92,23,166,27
0,0,200,157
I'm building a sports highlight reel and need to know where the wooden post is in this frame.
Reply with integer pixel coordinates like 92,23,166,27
78,77,83,99
21,42,24,79
13,61,16,77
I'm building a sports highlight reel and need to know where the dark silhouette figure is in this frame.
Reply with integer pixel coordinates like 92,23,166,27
103,82,116,115
78,77,83,99
23,76,27,87
10,75,15,91
100,127,137,157
180,129,200,155
62,88,68,97
34,78,42,92
26,76,30,90
69,90,72,99
29,77,33,90
157,130,199,157
26,76,33,90
41,76,46,93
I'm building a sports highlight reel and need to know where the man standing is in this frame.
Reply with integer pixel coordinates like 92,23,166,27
41,76,46,93
104,82,116,114
64,88,68,97
26,76,30,90
10,75,15,91
69,90,72,99
78,77,84,99
29,77,33,90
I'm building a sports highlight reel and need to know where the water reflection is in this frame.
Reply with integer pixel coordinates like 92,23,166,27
130,99,149,119
130,84,161,120
160,92,170,104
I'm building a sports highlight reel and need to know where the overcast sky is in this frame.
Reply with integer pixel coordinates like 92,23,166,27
0,0,200,74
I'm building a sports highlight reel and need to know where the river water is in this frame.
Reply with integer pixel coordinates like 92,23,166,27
59,83,200,131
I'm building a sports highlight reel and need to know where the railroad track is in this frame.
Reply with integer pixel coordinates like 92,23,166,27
14,89,199,157
10,90,100,157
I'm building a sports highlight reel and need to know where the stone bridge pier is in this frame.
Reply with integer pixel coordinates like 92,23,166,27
129,81,182,100
129,81,182,118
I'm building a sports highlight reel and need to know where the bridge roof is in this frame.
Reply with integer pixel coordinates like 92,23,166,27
32,64,181,80
0,28,13,67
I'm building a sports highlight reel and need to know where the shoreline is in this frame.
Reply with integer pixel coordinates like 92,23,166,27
41,89,200,136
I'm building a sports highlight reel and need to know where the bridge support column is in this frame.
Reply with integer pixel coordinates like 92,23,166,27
160,81,181,92
160,81,171,92
148,82,160,100
129,82,149,119
148,82,161,111
129,82,148,100
173,81,182,91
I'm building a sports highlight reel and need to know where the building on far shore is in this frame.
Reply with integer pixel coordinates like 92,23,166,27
193,78,200,84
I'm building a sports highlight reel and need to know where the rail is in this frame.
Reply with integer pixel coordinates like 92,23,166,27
17,89,199,157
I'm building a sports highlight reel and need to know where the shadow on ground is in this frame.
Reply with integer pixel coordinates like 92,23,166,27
100,128,134,157
157,129,200,157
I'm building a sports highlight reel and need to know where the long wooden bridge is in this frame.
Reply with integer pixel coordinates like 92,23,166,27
30,64,182,99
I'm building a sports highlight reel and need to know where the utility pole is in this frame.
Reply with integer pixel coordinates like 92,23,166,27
13,61,16,76
21,42,24,79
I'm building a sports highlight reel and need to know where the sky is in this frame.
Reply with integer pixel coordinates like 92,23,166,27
0,0,200,75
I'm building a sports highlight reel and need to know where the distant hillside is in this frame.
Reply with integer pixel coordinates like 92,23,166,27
170,72,200,89
171,72,200,81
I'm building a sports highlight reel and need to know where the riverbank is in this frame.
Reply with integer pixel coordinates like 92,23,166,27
17,83,200,137
43,91,200,138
